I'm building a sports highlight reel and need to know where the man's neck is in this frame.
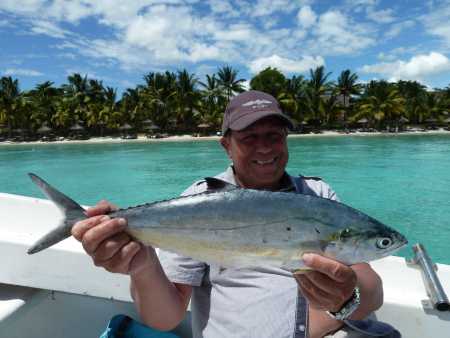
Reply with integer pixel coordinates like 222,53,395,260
234,176,280,191
232,167,292,191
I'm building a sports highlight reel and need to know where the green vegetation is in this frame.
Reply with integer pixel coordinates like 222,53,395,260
1,66,449,141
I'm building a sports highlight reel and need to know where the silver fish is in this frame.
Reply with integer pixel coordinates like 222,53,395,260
27,173,407,271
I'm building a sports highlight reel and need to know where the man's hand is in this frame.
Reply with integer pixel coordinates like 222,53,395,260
71,200,156,276
294,253,357,312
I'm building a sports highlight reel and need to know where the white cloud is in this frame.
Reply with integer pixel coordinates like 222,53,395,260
30,20,70,38
311,10,375,55
188,43,221,62
0,0,375,77
57,52,77,60
366,7,396,24
421,3,450,46
64,68,120,84
345,0,379,13
249,54,325,74
248,0,302,17
207,0,239,17
0,0,44,16
360,52,450,81
46,0,93,23
262,17,279,29
123,5,200,62
3,68,43,76
377,46,421,61
0,0,93,23
214,23,254,41
297,6,317,28
195,64,219,82
51,5,233,69
0,1,189,27
348,0,378,6
78,39,149,70
385,20,415,39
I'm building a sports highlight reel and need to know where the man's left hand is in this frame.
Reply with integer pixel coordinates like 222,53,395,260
294,253,357,312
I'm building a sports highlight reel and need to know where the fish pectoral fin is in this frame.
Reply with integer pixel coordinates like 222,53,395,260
204,177,238,192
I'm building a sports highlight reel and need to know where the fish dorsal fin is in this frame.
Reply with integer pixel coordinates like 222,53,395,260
204,177,238,192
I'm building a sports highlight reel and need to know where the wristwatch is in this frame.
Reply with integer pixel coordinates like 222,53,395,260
326,286,361,321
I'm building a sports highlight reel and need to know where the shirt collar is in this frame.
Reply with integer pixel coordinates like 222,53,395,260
220,166,295,192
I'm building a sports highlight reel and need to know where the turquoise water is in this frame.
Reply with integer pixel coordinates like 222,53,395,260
1,134,449,264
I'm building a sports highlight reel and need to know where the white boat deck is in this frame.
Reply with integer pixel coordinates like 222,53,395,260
1,192,449,337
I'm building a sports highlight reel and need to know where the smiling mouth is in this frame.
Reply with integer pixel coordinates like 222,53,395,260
253,157,277,165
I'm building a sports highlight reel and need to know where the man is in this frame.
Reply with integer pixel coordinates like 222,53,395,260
72,90,383,338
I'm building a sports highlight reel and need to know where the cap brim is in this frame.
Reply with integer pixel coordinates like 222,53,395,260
228,111,294,132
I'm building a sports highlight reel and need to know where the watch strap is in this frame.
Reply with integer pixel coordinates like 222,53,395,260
326,286,361,321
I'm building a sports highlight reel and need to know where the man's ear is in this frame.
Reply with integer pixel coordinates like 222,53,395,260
220,136,232,159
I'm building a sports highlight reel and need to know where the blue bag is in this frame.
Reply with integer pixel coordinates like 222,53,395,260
100,314,181,338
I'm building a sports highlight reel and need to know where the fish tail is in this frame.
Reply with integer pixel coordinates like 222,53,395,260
27,173,86,254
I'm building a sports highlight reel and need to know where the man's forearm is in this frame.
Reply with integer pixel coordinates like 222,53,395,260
308,263,383,338
130,257,192,331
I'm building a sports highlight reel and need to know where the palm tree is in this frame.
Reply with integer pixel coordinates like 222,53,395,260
396,80,428,124
142,71,177,130
440,84,450,104
335,70,362,128
0,76,22,137
100,87,119,133
284,75,308,124
118,87,141,130
27,81,61,132
424,91,448,123
175,69,199,130
85,79,107,131
355,81,405,130
52,97,73,131
63,73,90,124
304,66,333,127
321,94,343,127
87,79,105,103
217,65,246,101
84,83,118,135
198,74,226,128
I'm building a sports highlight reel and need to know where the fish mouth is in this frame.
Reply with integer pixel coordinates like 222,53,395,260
386,232,408,254
395,234,408,250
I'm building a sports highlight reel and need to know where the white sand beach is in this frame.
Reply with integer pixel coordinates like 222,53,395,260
0,129,449,146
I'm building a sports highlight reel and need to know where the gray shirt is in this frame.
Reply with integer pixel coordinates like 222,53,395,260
159,167,339,338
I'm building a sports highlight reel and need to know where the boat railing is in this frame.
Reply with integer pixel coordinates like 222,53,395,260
407,243,450,311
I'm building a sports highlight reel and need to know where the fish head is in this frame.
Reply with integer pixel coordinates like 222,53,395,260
323,219,408,265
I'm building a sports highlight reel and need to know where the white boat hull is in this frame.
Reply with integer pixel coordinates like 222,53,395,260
1,192,449,337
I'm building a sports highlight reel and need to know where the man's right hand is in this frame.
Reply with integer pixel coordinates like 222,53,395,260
72,200,191,331
71,200,157,276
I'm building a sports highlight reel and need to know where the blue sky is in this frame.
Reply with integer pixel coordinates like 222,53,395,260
1,0,450,95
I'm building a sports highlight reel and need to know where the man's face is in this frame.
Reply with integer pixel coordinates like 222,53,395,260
220,116,289,190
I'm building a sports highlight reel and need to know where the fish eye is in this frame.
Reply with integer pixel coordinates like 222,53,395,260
376,237,392,249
